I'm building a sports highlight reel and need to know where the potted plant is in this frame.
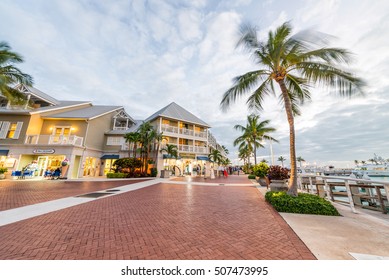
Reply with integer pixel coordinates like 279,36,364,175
268,165,289,191
252,162,269,187
0,167,8,179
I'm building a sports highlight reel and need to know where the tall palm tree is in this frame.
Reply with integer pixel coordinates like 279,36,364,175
238,144,251,166
208,149,223,165
297,156,305,169
0,41,33,103
123,132,140,158
234,114,277,165
137,122,156,174
278,156,286,167
220,22,365,196
160,143,178,168
221,145,229,155
152,131,164,165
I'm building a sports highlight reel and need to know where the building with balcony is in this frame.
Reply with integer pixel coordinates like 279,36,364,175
142,102,222,175
0,85,135,178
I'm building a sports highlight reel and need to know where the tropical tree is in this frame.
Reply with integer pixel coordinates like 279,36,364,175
160,143,178,169
123,132,140,158
278,156,286,167
208,149,223,173
297,156,305,169
234,114,277,165
238,143,251,166
152,131,165,165
260,159,268,163
0,41,33,103
220,22,365,196
137,121,157,175
221,145,229,155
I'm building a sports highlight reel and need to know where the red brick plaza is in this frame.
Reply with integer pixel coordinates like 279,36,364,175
0,175,315,260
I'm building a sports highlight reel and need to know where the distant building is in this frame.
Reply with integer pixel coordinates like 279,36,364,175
0,86,226,178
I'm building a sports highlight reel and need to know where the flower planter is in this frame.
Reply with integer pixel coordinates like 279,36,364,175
270,179,288,192
257,177,267,187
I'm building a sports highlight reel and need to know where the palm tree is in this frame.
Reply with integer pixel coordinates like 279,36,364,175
297,156,305,169
261,159,268,163
208,149,223,175
123,132,140,158
0,41,33,103
160,143,178,169
220,22,365,196
238,144,251,166
234,114,278,165
152,131,164,165
278,156,286,167
221,145,229,155
137,121,157,174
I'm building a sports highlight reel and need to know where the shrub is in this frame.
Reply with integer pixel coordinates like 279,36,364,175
150,167,158,177
265,191,340,216
248,174,256,179
106,172,126,178
252,162,269,178
0,167,8,174
268,165,289,180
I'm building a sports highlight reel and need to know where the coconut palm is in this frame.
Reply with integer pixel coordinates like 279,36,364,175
0,41,33,103
152,131,165,165
137,121,157,174
123,132,140,158
221,145,229,155
297,156,305,169
160,143,178,169
234,114,278,165
278,156,286,167
220,22,365,196
208,149,223,165
261,159,268,163
238,144,251,166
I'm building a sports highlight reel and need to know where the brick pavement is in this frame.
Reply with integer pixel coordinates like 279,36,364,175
0,176,315,260
0,179,148,211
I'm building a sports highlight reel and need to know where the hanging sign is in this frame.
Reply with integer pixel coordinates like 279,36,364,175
33,149,55,154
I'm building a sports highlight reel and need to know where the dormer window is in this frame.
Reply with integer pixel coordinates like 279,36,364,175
113,110,134,130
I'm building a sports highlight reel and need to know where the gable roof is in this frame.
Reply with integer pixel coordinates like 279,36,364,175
43,105,123,120
15,84,59,106
144,102,210,127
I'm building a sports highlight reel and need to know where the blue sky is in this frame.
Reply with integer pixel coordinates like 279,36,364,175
1,0,389,168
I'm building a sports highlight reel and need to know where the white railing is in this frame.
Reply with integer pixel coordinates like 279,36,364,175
298,174,389,214
179,128,194,136
161,124,207,139
178,144,194,152
161,124,179,134
194,146,208,153
25,134,83,146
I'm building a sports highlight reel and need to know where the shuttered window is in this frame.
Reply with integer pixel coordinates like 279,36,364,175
0,121,23,139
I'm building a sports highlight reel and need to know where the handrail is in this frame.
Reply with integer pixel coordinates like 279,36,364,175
298,174,389,214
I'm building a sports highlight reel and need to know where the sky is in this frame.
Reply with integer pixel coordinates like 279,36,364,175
1,0,389,168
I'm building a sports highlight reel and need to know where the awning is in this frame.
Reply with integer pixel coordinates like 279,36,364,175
196,156,209,161
0,150,9,156
100,154,120,159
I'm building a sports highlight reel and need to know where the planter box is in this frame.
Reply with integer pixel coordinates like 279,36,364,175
270,180,288,192
160,170,170,178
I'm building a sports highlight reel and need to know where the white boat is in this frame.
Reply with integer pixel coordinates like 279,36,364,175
353,154,389,178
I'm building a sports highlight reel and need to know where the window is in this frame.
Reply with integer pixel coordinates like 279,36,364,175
107,136,123,145
0,121,23,139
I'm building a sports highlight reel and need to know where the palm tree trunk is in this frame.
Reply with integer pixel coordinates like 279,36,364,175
278,79,298,196
253,137,257,165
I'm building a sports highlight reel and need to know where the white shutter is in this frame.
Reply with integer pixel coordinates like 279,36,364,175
0,121,10,139
13,122,23,139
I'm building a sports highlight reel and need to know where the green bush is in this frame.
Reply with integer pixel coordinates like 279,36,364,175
106,172,126,178
248,174,256,179
265,191,340,216
0,167,8,174
252,162,269,178
150,167,158,177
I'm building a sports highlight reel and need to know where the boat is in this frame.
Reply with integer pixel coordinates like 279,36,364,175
352,154,389,178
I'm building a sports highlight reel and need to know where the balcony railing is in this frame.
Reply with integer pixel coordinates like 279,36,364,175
25,134,84,146
160,144,208,154
161,124,207,139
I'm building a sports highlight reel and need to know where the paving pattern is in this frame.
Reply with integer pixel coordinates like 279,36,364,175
0,176,315,260
0,179,148,211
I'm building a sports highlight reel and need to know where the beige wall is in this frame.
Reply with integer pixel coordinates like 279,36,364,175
0,114,31,145
86,111,117,150
40,119,88,138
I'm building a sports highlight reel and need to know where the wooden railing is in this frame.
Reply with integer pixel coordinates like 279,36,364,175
298,175,389,214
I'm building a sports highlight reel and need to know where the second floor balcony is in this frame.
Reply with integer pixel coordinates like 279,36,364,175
25,134,84,146
161,124,207,139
